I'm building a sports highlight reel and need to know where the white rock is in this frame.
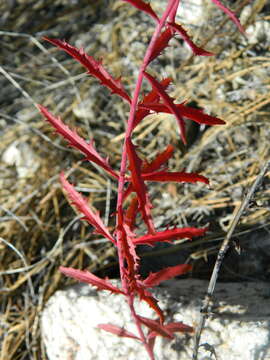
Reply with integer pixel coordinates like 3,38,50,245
2,141,39,178
246,20,270,45
41,279,270,360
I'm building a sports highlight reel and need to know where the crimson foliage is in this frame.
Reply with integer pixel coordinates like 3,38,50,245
39,1,243,358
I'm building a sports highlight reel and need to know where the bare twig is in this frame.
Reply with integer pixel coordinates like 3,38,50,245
192,159,270,360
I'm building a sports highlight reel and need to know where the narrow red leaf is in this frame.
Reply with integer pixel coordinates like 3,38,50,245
138,316,174,339
132,226,208,246
43,38,131,103
148,321,193,340
139,291,164,323
60,173,116,244
38,105,118,178
124,196,139,231
165,321,193,334
143,71,186,144
133,78,172,129
122,0,159,23
142,144,175,173
140,102,225,125
177,103,225,125
147,28,174,65
60,266,124,294
142,78,173,104
123,146,175,202
143,264,192,288
168,0,180,23
116,222,140,295
168,22,214,56
211,0,245,34
126,138,155,234
116,226,164,322
142,170,209,184
98,324,141,340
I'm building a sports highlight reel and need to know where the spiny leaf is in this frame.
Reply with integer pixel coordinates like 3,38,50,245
143,264,192,288
43,37,131,103
116,228,165,322
147,28,174,65
123,145,175,201
164,321,193,334
138,289,164,323
211,0,245,34
140,102,225,125
116,218,141,294
98,324,141,340
168,22,214,56
142,170,209,184
132,226,208,246
122,0,159,23
124,196,139,231
143,71,186,144
60,174,116,244
138,316,174,339
38,105,118,178
148,321,193,340
133,78,172,129
126,138,155,234
142,144,175,173
142,77,172,104
60,266,124,294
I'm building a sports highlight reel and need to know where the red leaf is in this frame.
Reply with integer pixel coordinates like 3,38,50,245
176,103,225,125
142,144,175,173
98,324,140,340
126,138,155,234
142,77,172,104
140,292,164,323
147,28,174,65
60,173,116,244
211,0,245,34
132,226,208,246
116,222,140,294
143,71,186,144
133,78,172,129
138,316,174,339
165,321,193,334
142,170,209,184
43,38,131,103
168,22,214,56
140,102,225,125
38,105,118,178
122,0,159,23
60,266,124,294
168,0,180,23
148,321,193,340
143,264,192,288
124,196,139,231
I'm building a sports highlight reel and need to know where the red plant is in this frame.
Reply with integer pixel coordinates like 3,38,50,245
38,1,243,358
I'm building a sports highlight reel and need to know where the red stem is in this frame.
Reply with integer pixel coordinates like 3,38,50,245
115,1,179,359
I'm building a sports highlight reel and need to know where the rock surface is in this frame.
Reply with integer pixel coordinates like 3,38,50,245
41,279,270,360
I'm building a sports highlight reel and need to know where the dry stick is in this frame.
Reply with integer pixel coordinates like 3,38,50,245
192,159,270,360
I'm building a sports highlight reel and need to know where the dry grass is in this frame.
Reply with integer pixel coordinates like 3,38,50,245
0,0,269,359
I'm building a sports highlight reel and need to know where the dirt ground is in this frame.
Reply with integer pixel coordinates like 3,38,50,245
0,1,269,359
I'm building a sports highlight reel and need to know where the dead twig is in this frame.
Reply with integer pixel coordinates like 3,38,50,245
192,159,270,360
